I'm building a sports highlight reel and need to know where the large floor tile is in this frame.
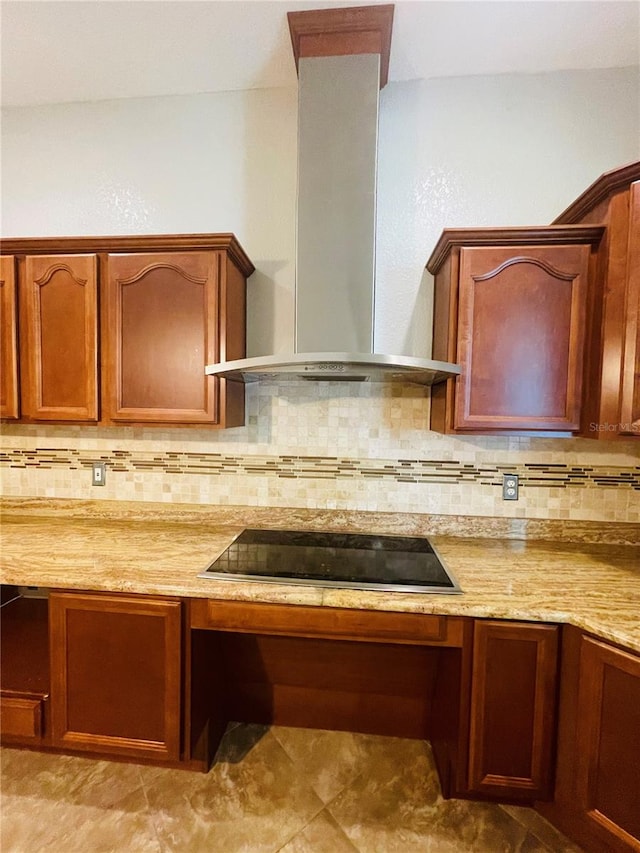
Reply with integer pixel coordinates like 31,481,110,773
500,804,584,853
277,809,358,852
0,728,583,853
271,726,387,803
0,746,144,809
425,798,550,853
0,791,161,853
138,724,325,853
324,738,557,853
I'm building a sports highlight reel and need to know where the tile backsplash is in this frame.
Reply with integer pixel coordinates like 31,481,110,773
1,381,638,522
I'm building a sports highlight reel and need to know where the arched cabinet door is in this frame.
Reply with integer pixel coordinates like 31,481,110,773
454,244,590,432
0,255,19,419
20,255,98,421
105,251,222,424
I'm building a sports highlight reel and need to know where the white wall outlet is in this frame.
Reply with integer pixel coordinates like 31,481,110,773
92,462,106,486
502,473,519,500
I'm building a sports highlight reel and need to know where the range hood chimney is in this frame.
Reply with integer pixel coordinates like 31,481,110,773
206,4,460,386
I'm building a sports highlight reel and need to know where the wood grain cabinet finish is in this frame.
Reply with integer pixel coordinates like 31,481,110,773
428,229,603,434
539,628,640,853
0,234,253,428
467,620,559,801
49,591,182,762
20,255,99,421
575,637,640,850
190,599,463,646
618,181,640,436
0,255,19,419
554,163,640,440
104,250,238,425
0,695,44,740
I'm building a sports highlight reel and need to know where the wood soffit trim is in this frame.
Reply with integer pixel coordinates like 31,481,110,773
0,233,255,277
552,160,640,224
426,225,606,275
287,4,394,88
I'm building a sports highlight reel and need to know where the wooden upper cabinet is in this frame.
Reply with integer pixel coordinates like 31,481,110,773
457,244,589,431
20,254,98,421
105,251,222,424
554,162,640,440
618,181,640,436
1,234,253,428
103,244,249,427
467,619,559,801
0,255,19,419
428,228,603,434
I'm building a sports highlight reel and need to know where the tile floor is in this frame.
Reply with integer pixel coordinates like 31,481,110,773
1,724,583,852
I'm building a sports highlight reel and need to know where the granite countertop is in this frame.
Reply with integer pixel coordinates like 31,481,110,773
1,499,639,653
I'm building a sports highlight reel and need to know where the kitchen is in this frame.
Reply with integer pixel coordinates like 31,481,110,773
1,2,639,852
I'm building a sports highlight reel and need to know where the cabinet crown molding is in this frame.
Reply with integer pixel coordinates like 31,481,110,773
426,225,605,275
553,160,640,224
0,233,255,278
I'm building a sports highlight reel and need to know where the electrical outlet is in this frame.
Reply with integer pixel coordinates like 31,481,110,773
502,473,519,501
92,462,106,486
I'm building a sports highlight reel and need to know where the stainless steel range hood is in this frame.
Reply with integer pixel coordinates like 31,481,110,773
206,6,460,387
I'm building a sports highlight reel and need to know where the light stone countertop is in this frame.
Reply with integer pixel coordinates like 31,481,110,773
1,500,639,653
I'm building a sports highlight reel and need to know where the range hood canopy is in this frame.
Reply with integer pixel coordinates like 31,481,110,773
206,4,460,387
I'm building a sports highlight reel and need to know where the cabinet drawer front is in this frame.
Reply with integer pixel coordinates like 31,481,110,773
190,600,461,646
1,695,43,739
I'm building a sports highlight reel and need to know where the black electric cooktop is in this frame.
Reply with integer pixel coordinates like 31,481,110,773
198,529,462,594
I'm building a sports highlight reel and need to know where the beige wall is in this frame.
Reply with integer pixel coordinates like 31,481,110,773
1,68,639,521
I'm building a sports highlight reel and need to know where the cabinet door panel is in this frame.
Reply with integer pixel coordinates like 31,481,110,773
619,181,640,436
50,592,181,762
576,636,640,847
21,255,98,420
468,620,558,800
0,256,19,419
106,251,220,423
455,245,589,431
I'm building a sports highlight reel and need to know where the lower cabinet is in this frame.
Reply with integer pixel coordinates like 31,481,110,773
539,627,640,853
0,592,50,745
4,584,638,853
49,591,182,762
466,620,559,801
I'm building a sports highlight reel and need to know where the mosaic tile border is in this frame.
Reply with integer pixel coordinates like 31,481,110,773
1,448,639,490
